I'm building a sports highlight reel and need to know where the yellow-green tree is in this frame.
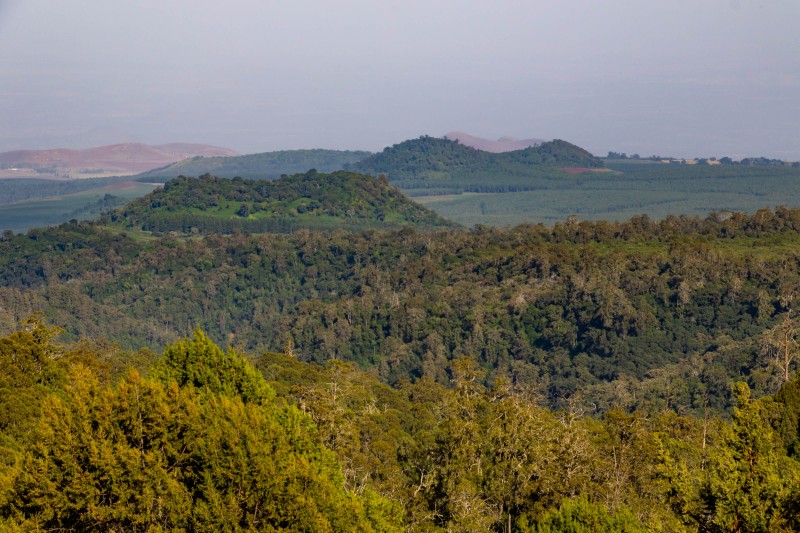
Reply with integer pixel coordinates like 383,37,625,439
1,332,402,531
0,317,65,465
700,382,800,532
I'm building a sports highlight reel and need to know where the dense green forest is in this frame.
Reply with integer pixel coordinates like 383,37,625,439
4,206,800,417
107,171,455,233
2,321,800,531
4,168,800,528
0,322,401,531
4,161,800,530
134,148,372,182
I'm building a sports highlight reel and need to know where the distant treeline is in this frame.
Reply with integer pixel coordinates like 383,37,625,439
393,180,565,194
66,193,127,219
607,151,799,167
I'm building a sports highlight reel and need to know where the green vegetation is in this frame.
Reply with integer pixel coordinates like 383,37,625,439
0,150,373,233
0,327,400,531
4,208,800,417
2,323,800,531
0,177,137,205
0,181,158,233
351,136,604,193
5,158,800,528
344,136,800,227
413,160,800,226
7,137,800,232
107,171,456,233
134,148,372,182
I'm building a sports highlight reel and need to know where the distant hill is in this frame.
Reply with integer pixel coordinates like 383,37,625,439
0,143,238,175
350,136,604,193
108,171,456,234
134,149,373,182
443,131,545,152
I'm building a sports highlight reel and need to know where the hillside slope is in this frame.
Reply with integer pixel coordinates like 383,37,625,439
134,149,372,181
109,171,456,233
0,143,238,175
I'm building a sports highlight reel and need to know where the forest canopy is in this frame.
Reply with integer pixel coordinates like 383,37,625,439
2,207,800,417
4,168,800,529
1,324,800,531
107,171,456,233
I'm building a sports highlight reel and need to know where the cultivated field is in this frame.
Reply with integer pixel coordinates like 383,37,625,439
0,181,158,233
415,161,800,226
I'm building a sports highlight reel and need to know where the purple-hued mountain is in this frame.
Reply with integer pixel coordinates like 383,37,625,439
0,143,239,174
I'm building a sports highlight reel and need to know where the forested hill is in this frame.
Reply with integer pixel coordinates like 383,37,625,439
134,148,372,182
107,171,456,233
6,207,800,417
349,136,605,192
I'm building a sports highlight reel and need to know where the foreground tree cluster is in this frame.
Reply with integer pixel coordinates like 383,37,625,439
2,323,800,531
0,323,400,531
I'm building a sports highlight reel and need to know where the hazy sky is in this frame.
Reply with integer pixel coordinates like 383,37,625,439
0,0,798,158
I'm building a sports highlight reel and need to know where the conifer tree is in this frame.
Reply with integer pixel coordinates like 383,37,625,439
700,382,800,532
1,332,403,531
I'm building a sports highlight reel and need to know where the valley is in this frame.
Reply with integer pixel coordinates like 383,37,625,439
2,134,800,531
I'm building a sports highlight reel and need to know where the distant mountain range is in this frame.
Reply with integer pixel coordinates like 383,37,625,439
0,143,238,174
443,132,546,153
134,149,372,182
0,133,606,232
0,133,557,180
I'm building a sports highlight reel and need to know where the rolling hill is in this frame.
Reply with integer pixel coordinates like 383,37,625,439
4,197,800,531
349,136,604,193
3,136,800,532
0,143,238,175
108,171,456,233
134,149,372,182
7,134,800,232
